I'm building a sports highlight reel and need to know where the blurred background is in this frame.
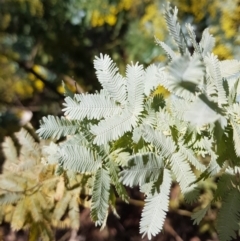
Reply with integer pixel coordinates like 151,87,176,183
0,0,240,240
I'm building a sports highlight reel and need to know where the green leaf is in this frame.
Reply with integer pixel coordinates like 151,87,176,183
230,119,240,157
108,161,129,202
191,204,210,225
216,188,240,241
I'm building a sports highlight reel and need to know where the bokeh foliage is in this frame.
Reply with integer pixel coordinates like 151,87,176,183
1,0,240,130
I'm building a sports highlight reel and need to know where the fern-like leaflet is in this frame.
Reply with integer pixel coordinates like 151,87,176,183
140,168,172,239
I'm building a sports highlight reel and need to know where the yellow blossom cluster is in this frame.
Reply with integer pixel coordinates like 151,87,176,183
174,0,240,59
90,0,240,59
140,3,166,41
90,0,134,27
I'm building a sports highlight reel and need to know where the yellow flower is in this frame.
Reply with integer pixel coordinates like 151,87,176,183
213,44,232,60
118,0,132,11
151,85,170,99
91,10,105,27
57,85,65,94
220,11,236,39
105,14,117,26
34,79,45,91
14,81,33,97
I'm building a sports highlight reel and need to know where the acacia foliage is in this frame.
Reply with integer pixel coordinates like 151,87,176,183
2,4,240,241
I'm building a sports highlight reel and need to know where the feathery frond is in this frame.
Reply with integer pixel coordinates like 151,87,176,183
155,37,177,60
141,125,176,158
220,60,240,79
126,62,144,114
91,108,138,145
216,188,240,241
58,145,101,173
230,119,240,157
163,55,204,101
144,64,161,96
94,54,127,104
119,153,163,187
170,152,197,198
204,53,227,106
191,204,210,225
11,199,27,230
185,23,203,59
37,115,79,140
108,161,129,202
91,168,110,226
199,28,215,56
16,128,40,158
63,91,122,121
178,143,206,171
140,169,172,239
164,4,187,55
2,137,18,163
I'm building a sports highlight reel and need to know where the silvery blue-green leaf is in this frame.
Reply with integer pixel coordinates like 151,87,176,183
183,97,220,126
91,108,138,145
170,152,197,199
162,55,204,101
37,115,79,140
141,125,176,158
204,53,227,106
42,142,59,165
164,4,187,55
185,23,203,59
144,64,161,96
155,38,177,60
178,142,206,171
63,92,122,121
140,169,172,239
199,28,215,56
126,62,144,115
90,168,110,226
220,60,240,79
58,145,101,173
94,54,127,104
119,153,163,187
